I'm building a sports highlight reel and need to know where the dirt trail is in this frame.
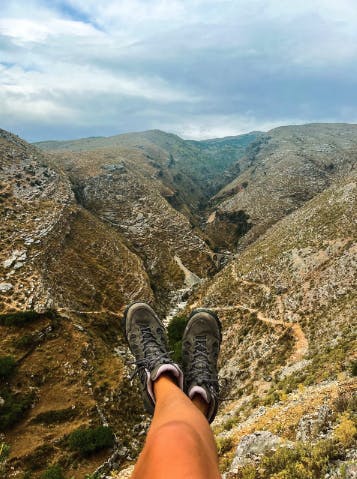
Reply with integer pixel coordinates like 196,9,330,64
209,262,309,363
57,307,121,316
210,303,308,363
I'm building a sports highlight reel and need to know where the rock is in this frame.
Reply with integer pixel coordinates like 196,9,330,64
0,396,5,407
3,249,27,268
0,282,13,292
296,404,332,441
74,324,85,332
118,447,129,457
3,258,15,268
230,431,285,473
101,164,125,172
17,251,27,261
110,465,134,478
13,261,24,269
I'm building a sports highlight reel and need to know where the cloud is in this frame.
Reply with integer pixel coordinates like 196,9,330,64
1,0,357,141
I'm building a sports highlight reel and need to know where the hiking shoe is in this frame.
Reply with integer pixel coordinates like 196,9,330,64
122,302,183,415
182,308,222,423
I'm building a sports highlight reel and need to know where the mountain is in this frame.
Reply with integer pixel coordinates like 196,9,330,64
206,123,357,250
189,170,356,477
35,129,261,214
0,128,154,477
1,124,356,479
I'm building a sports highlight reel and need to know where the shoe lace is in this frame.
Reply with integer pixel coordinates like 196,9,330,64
130,326,170,380
186,335,218,386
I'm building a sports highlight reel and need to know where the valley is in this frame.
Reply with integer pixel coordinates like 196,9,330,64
0,124,356,479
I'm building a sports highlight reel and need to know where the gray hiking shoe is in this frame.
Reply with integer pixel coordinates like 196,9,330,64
182,308,222,423
122,302,183,415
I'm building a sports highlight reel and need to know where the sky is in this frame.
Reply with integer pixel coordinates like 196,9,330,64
1,0,357,142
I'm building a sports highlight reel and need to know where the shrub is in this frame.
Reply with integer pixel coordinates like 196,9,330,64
351,360,357,377
32,407,77,425
237,440,344,479
41,464,64,479
0,309,57,326
0,391,34,430
167,315,188,362
0,442,10,463
240,464,258,479
13,333,37,349
334,413,357,447
22,444,54,472
68,426,114,456
217,436,234,455
0,356,16,379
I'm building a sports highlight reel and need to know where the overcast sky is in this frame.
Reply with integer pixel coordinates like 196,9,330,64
1,0,357,141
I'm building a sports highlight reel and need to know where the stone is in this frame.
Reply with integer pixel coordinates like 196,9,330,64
0,396,5,407
17,251,27,261
0,282,13,293
230,431,285,473
13,261,24,269
3,249,27,268
101,164,125,172
3,258,15,268
296,404,332,441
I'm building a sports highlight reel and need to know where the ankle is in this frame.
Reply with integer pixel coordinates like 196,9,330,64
153,373,181,398
191,393,209,416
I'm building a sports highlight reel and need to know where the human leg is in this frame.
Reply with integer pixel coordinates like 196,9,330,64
131,374,220,479
122,303,221,479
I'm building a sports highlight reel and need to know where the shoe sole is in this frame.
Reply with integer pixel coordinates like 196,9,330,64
185,308,222,341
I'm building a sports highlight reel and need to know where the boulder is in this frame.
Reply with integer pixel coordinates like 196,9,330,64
0,282,13,293
230,431,284,474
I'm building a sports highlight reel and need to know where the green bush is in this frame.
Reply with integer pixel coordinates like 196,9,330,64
13,333,37,349
68,426,114,456
22,444,54,472
0,356,16,379
217,436,234,455
351,360,357,377
167,315,188,362
0,309,57,327
41,464,64,479
237,439,344,479
0,391,34,430
0,442,10,463
32,407,77,425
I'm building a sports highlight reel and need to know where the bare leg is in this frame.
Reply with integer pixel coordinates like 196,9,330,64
131,374,220,479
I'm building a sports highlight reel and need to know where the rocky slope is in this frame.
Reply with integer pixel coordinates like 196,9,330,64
1,124,356,479
187,170,357,478
206,123,357,250
0,129,154,478
43,144,216,311
36,129,260,216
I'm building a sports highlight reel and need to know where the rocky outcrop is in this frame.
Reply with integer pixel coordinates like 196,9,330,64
0,129,152,314
229,431,285,474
